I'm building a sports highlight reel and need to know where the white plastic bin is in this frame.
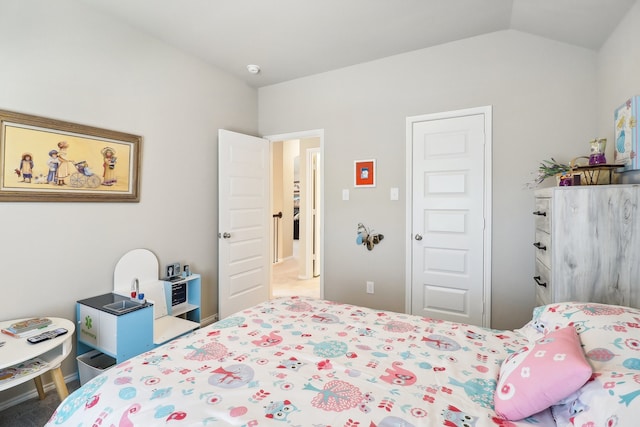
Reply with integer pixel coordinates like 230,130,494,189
77,350,116,385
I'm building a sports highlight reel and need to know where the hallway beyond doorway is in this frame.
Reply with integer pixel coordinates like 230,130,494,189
271,240,320,298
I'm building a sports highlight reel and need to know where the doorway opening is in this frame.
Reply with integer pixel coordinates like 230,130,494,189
267,130,324,299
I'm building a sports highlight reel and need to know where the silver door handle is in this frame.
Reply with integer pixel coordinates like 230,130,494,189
414,234,423,241
218,232,231,239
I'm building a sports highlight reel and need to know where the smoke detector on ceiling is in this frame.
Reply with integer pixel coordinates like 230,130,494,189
247,64,261,74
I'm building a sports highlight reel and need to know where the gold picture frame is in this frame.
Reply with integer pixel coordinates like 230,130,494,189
0,109,141,202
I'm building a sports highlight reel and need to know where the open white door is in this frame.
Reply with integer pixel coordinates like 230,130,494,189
218,129,270,319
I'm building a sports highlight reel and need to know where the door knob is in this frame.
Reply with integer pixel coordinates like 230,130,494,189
414,234,423,241
218,232,231,239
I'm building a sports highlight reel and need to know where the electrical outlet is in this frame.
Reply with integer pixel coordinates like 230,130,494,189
366,281,374,294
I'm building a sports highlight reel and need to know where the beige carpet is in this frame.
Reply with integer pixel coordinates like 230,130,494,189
271,254,320,298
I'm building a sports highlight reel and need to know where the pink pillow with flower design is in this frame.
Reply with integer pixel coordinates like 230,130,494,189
494,326,592,420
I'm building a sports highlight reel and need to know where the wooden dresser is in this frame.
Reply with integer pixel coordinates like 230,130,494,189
533,185,640,308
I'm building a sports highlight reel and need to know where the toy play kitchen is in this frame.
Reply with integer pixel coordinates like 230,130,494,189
76,249,201,383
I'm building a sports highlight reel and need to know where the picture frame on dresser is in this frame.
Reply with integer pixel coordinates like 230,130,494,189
0,109,141,202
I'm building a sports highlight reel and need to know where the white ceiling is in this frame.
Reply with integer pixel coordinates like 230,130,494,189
78,0,636,88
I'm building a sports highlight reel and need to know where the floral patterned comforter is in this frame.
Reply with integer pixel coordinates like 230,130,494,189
46,297,556,426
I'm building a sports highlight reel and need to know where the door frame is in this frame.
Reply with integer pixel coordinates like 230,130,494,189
264,129,325,299
404,106,492,326
307,147,321,278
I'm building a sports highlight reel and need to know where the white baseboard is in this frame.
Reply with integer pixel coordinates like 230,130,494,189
0,372,78,412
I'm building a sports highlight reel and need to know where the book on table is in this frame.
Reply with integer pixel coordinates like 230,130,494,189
1,318,52,337
0,357,47,384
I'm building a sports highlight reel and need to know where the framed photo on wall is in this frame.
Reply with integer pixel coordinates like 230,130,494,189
354,159,376,187
0,109,141,202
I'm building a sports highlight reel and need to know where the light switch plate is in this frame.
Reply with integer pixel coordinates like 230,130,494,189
342,189,349,200
390,187,399,200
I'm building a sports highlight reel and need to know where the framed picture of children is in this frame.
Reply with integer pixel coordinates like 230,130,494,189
354,159,376,187
0,109,141,202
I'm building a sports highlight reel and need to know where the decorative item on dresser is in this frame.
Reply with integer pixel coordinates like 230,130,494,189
533,185,640,307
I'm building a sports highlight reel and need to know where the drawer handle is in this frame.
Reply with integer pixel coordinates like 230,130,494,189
532,210,547,216
533,276,547,288
533,242,547,251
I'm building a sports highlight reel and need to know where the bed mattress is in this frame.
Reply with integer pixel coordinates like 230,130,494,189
46,297,560,426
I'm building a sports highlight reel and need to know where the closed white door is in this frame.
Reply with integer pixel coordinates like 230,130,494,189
407,107,491,327
218,129,270,319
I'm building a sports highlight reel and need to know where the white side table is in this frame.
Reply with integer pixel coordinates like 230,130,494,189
0,317,74,401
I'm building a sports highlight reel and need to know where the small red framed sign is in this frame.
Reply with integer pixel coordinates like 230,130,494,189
354,159,376,187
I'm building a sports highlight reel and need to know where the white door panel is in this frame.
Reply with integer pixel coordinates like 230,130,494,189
218,129,270,319
424,286,467,313
407,108,491,327
423,248,467,273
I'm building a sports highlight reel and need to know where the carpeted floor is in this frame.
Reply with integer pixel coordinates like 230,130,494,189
0,379,80,427
271,255,320,298
271,240,320,299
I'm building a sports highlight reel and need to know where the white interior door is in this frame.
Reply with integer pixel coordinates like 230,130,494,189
406,107,491,327
218,129,270,319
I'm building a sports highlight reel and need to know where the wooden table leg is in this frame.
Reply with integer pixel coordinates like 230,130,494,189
33,375,46,400
50,367,69,401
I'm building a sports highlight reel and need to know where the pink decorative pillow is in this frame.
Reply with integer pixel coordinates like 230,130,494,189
494,326,592,420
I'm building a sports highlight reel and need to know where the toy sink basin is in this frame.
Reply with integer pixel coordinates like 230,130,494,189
102,299,144,315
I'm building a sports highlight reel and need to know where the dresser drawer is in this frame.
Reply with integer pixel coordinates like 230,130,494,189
533,230,551,268
533,197,551,233
534,259,551,306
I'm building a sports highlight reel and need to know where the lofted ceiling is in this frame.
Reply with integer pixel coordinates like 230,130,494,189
78,0,636,88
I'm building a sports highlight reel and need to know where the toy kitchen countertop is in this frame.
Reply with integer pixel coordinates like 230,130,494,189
77,293,152,316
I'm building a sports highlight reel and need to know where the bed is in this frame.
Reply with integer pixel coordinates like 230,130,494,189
45,297,640,426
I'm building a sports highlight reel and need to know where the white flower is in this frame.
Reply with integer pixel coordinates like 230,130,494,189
553,353,567,361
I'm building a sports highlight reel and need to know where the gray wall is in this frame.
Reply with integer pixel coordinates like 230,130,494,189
259,29,599,329
2,0,638,408
0,0,257,403
597,2,640,147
